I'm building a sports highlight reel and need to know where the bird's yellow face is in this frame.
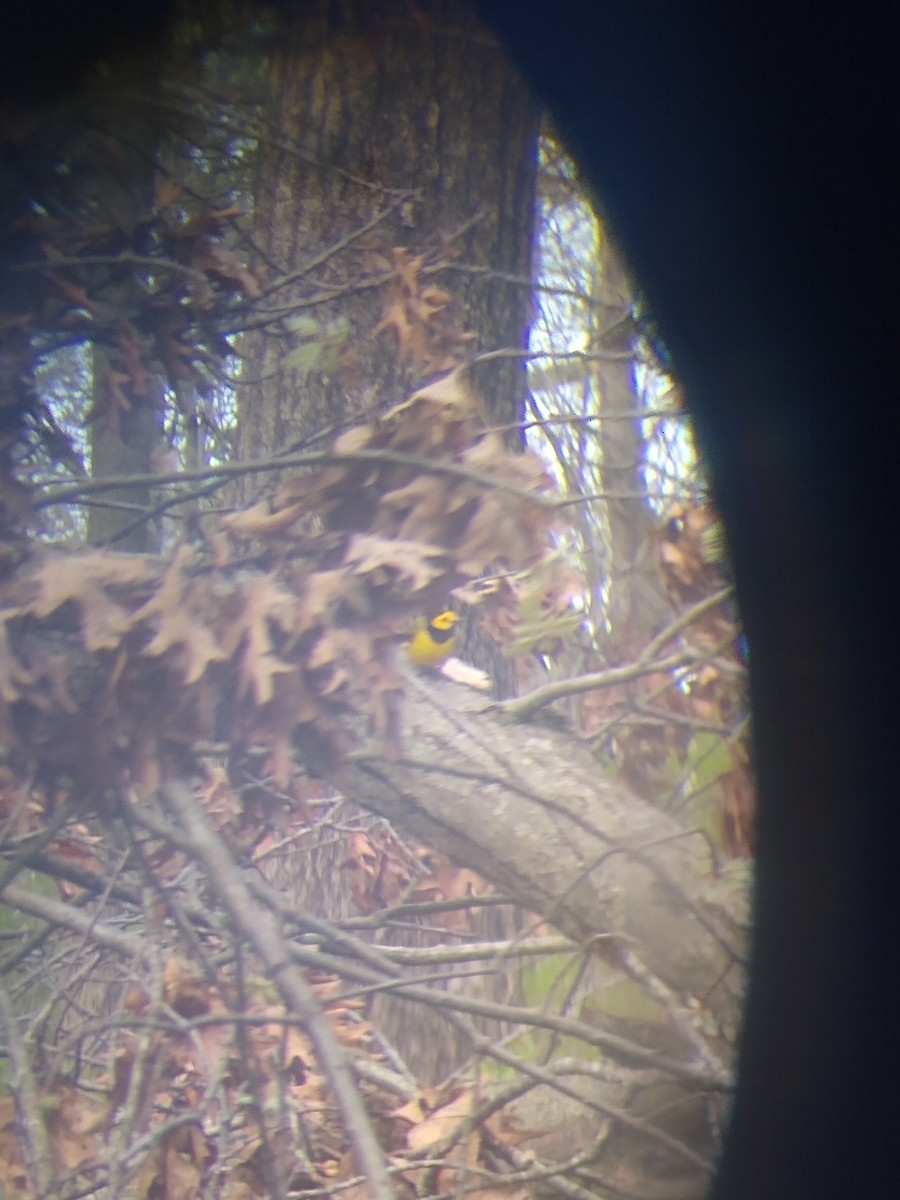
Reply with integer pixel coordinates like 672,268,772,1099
406,610,458,668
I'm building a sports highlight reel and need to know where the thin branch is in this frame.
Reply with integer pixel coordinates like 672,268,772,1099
158,781,395,1200
253,191,417,303
438,261,629,311
0,882,147,959
36,446,558,511
641,586,735,661
223,268,397,331
9,251,210,285
458,1022,714,1175
0,798,80,894
339,894,513,930
0,987,55,1196
615,943,730,1083
375,935,576,966
471,346,636,368
498,651,693,720
557,488,700,507
515,407,686,431
613,703,735,737
500,587,736,722
287,938,723,1089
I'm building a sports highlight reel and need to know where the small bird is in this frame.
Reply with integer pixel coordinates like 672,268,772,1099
406,610,459,668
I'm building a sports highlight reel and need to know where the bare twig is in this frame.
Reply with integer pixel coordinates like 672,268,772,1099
374,935,575,966
159,781,396,1200
498,651,692,720
0,987,55,1196
454,1022,714,1175
500,586,735,721
0,882,147,960
252,191,417,303
287,938,723,1088
10,251,211,284
36,446,559,511
641,586,735,660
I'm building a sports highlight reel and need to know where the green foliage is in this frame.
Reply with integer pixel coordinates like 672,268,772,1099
0,870,56,934
580,977,666,1025
492,953,668,1078
700,516,729,568
501,952,602,1070
0,870,59,1090
683,730,738,847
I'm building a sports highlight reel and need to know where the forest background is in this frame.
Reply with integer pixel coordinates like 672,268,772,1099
0,4,751,1199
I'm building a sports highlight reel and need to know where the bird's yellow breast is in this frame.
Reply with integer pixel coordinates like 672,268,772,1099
406,611,458,668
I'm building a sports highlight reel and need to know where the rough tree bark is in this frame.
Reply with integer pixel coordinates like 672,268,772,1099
45,2,742,1184
339,673,746,1197
232,0,540,1079
592,239,671,644
344,675,747,1030
235,0,538,476
79,74,167,551
0,612,747,1195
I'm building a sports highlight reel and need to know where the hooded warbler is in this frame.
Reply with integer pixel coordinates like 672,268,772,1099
406,610,458,668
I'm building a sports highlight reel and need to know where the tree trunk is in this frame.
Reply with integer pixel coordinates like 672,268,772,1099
232,0,539,1081
234,0,538,475
87,348,162,551
78,76,167,552
593,237,671,644
344,678,747,1032
341,674,745,1197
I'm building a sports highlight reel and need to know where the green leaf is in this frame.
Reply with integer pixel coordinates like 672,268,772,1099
581,977,666,1024
684,731,736,846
